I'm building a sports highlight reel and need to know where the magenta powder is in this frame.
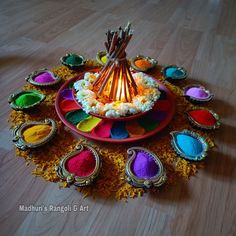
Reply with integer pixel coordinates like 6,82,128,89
131,151,159,179
34,72,55,84
185,87,209,99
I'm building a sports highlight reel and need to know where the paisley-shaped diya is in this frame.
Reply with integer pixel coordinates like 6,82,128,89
8,90,46,111
12,118,57,150
183,84,213,103
186,107,220,130
130,55,157,72
96,51,108,65
170,129,208,161
56,144,101,187
162,65,187,81
60,53,86,70
25,68,61,87
125,147,167,188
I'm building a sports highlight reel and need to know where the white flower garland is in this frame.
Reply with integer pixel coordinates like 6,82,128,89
74,72,160,118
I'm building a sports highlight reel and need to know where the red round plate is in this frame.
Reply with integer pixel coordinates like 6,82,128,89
55,70,176,143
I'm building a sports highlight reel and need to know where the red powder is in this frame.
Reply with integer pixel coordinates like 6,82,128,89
66,150,96,177
189,109,216,126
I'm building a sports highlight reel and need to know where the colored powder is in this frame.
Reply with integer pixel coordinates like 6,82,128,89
91,120,113,138
23,124,52,144
76,116,101,133
126,121,145,137
138,116,159,132
65,110,90,125
66,150,96,177
165,67,184,78
65,55,83,65
110,122,129,139
60,100,81,113
101,55,107,64
134,59,152,69
34,72,55,84
148,110,167,122
60,89,73,100
185,87,209,99
15,93,42,108
188,109,216,126
131,151,159,179
176,134,203,156
159,90,167,100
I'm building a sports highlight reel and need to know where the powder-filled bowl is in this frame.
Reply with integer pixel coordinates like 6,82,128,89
56,144,101,187
183,84,213,103
170,129,208,161
60,53,86,70
96,51,108,66
162,65,187,81
125,147,167,188
130,55,157,72
8,90,46,111
12,118,57,150
186,107,221,130
25,68,61,87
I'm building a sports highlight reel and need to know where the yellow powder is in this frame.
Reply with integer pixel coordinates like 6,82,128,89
23,124,52,143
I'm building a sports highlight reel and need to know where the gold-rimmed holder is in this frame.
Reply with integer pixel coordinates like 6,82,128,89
25,68,61,87
56,144,102,187
12,118,57,150
125,147,167,188
130,55,157,72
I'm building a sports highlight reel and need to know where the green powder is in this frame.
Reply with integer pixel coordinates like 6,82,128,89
65,55,83,65
15,93,41,107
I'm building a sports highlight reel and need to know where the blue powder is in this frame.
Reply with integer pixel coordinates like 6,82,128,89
166,67,184,78
111,121,129,139
176,134,203,156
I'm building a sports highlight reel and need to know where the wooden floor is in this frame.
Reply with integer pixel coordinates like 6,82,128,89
0,0,236,235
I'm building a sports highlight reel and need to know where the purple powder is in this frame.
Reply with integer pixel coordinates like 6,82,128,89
131,151,159,179
34,72,55,84
185,87,209,99
60,89,74,100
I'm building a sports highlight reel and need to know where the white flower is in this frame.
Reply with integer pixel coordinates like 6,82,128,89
74,80,91,91
84,72,97,83
76,90,96,102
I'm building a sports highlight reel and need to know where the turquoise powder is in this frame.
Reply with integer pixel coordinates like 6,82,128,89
166,68,184,78
176,134,203,156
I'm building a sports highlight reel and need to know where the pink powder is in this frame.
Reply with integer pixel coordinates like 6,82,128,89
34,72,55,84
185,87,209,99
66,150,96,177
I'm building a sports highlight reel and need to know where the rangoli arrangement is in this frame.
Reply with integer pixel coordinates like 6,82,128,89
8,23,219,200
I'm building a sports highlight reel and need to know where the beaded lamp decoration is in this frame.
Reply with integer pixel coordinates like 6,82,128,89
92,22,138,103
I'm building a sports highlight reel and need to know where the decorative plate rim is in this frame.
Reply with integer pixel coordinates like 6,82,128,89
55,69,176,143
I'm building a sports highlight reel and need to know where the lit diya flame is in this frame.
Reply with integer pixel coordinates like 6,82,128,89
92,22,138,103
